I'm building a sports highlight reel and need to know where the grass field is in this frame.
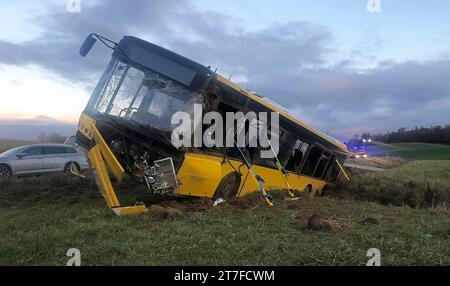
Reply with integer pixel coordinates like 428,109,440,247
372,142,450,160
0,139,449,266
0,138,36,153
0,175,448,266
330,160,450,208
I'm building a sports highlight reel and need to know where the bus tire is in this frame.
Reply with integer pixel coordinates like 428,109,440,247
317,185,327,197
213,172,241,199
303,184,315,198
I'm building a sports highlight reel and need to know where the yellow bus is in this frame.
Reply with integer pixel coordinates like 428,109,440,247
76,34,349,215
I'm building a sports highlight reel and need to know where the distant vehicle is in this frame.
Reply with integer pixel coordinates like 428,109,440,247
0,144,89,177
350,151,368,159
345,139,370,159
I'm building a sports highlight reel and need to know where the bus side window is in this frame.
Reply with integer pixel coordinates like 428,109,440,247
251,130,278,169
314,151,331,178
322,155,335,180
325,158,337,181
301,146,323,177
216,101,245,160
331,158,344,181
285,139,307,172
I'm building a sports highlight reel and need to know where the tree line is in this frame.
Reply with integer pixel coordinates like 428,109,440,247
371,125,450,145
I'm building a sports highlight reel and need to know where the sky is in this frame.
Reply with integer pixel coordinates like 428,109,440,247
0,0,449,140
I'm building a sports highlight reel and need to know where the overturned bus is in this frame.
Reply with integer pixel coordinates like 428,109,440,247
75,34,349,215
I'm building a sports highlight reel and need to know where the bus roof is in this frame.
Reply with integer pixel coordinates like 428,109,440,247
118,36,348,154
216,75,348,153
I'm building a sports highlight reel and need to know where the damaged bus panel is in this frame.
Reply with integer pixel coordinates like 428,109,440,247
76,34,349,215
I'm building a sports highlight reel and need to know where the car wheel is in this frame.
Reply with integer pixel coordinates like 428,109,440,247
0,164,12,177
64,162,80,173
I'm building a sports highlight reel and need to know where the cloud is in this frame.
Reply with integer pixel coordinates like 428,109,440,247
0,1,330,82
0,116,76,141
270,60,450,136
0,0,449,137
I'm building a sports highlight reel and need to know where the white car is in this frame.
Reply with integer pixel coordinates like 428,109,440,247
0,144,89,177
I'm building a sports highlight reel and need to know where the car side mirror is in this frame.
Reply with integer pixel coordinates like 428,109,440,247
17,153,26,158
79,34,97,57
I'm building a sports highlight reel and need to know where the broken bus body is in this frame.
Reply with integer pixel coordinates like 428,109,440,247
75,34,349,215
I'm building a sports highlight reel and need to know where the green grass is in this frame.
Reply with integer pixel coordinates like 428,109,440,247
330,160,450,208
374,143,450,160
0,139,448,266
0,138,36,153
0,174,448,266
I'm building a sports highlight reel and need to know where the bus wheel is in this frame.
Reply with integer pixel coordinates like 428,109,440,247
317,185,327,197
213,172,241,199
303,185,315,198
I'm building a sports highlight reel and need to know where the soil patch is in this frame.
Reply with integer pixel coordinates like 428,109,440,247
306,214,343,232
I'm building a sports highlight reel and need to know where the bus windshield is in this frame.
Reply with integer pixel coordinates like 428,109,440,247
93,60,202,134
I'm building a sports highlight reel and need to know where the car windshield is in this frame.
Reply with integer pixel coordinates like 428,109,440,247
0,146,24,156
93,61,202,135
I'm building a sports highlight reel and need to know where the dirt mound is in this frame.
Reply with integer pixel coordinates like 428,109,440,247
146,194,267,218
306,214,343,232
147,195,261,218
223,195,263,209
149,204,183,218
159,197,212,213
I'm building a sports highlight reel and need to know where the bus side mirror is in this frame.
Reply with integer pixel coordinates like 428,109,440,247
79,34,97,57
